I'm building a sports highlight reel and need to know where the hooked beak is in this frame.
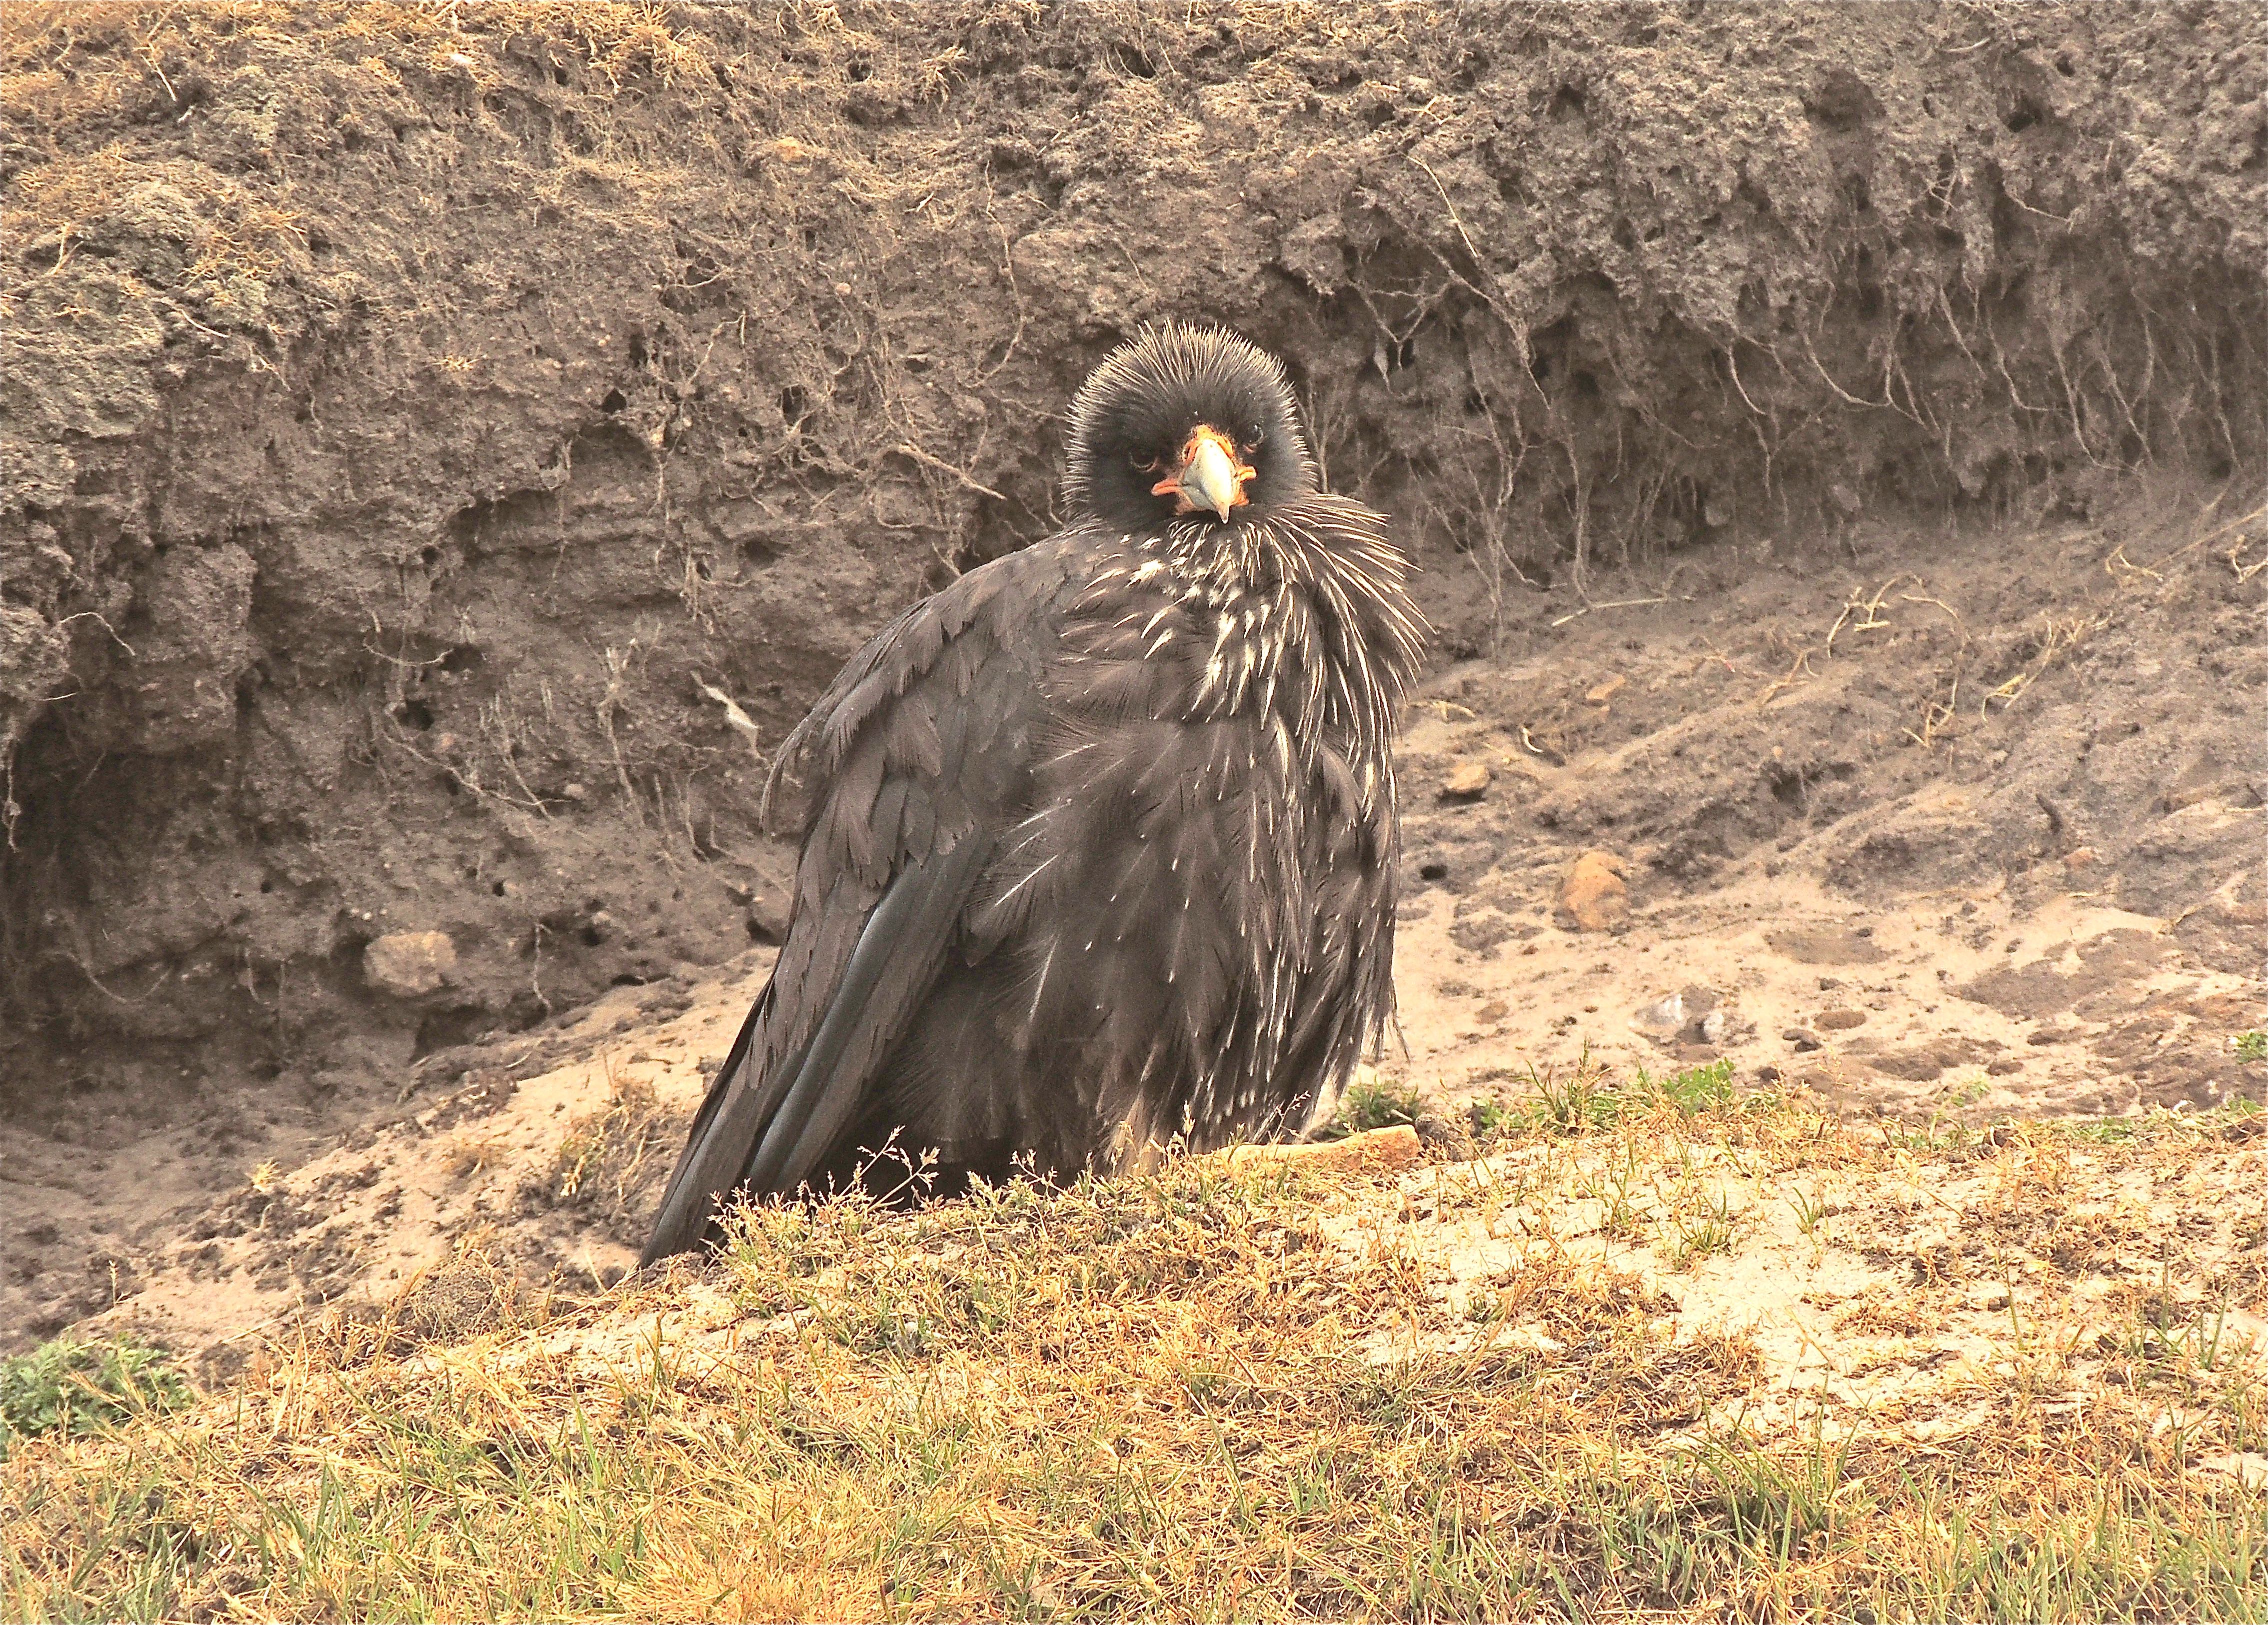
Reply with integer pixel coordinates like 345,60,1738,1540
1152,425,1256,522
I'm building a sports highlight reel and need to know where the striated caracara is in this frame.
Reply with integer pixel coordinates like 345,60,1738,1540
640,323,1426,1263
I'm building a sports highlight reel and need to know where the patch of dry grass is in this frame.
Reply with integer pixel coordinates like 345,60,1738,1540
0,2,721,110
4,1082,2263,1621
525,1066,684,1252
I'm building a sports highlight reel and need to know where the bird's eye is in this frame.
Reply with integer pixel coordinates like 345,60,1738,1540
1130,451,1163,473
1241,427,1263,453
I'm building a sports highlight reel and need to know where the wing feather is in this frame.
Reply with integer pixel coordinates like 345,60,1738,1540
739,834,993,1195
640,534,1088,1262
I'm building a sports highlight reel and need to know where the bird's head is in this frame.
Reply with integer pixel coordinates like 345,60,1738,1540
1063,323,1317,531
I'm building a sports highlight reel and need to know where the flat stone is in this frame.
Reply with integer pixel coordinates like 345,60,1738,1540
1816,1008,1870,1031
1635,988,1727,1045
1638,994,1691,1034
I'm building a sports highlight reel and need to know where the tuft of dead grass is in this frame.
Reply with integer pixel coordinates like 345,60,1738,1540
0,0,752,339
383,1229,555,1351
524,1065,684,1249
4,1075,2262,1622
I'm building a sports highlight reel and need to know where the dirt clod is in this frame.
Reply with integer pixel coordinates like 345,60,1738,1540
1440,761,1494,801
1558,852,1632,933
363,933,459,1000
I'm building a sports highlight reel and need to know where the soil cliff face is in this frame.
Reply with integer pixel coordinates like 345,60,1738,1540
1,5,2261,1134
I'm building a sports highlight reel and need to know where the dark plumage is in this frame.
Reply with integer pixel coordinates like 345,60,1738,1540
639,324,1426,1263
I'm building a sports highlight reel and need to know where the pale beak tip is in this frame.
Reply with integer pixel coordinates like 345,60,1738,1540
1184,435,1241,523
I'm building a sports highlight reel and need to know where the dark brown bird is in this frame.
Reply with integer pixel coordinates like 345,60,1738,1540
639,324,1426,1263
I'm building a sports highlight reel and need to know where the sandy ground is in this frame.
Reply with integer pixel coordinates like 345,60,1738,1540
10,485,2262,1372
1386,486,2263,1128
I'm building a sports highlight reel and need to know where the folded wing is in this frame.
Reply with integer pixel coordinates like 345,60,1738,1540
638,541,1076,1263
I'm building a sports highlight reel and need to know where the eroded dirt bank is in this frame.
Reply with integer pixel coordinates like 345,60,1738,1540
1,3,2262,1353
